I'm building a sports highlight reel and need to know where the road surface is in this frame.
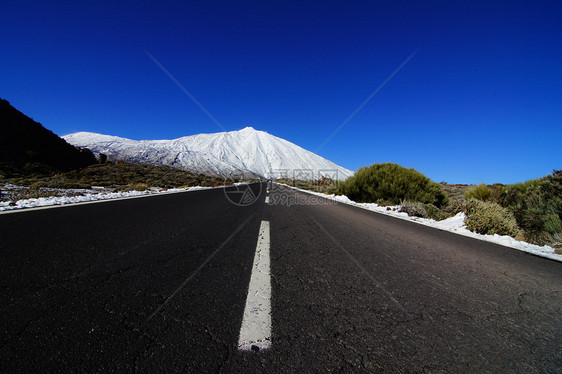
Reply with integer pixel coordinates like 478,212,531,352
1,182,560,372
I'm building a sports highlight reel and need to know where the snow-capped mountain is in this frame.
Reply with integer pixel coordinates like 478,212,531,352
63,127,354,180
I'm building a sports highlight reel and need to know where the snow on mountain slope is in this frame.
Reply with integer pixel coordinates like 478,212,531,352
63,127,354,180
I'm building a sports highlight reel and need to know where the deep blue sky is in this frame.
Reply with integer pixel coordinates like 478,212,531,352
2,1,561,184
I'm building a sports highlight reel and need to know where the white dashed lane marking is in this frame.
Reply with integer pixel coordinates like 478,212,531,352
238,220,272,351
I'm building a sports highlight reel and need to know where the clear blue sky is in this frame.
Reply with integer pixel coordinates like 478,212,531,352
2,0,561,184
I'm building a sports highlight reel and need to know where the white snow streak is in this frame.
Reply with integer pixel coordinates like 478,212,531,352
0,187,211,212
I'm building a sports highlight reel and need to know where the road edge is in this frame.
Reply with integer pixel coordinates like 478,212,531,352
279,183,561,263
0,186,219,215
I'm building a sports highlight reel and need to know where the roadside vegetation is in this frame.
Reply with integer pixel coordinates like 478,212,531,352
454,173,561,249
337,163,449,208
282,163,561,250
463,199,522,238
275,177,338,194
0,161,235,202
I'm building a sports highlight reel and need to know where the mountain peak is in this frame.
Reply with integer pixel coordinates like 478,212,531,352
63,128,354,180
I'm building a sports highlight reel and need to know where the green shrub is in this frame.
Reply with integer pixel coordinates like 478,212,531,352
324,186,336,195
464,199,522,237
424,203,446,221
465,183,491,202
499,170,562,246
544,213,562,234
489,184,506,202
337,163,449,207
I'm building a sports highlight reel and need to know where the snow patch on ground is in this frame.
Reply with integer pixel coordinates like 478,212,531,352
288,185,561,262
0,186,211,212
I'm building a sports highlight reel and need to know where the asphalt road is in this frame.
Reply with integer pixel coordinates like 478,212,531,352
1,182,560,372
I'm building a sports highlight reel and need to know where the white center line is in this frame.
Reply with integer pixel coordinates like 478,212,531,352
265,196,270,204
238,220,272,351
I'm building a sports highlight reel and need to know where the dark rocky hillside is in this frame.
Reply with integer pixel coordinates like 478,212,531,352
0,99,97,177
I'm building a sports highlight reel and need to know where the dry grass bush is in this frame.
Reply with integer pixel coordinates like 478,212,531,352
5,162,229,190
1,187,57,202
465,183,492,201
400,200,447,221
1,162,236,202
464,199,522,237
499,170,562,247
399,201,428,218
